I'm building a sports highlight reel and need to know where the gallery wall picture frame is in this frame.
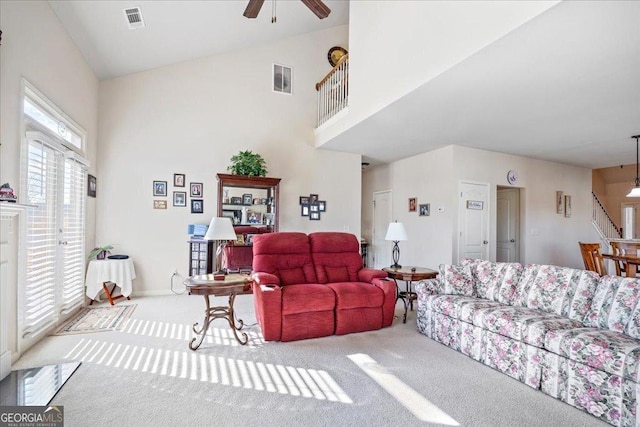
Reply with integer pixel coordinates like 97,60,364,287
310,204,319,212
173,191,187,207
409,197,417,212
174,173,185,187
190,182,203,197
87,174,97,197
419,203,430,216
153,181,167,197
564,195,572,218
301,204,310,216
153,200,167,209
299,196,309,205
309,194,319,204
556,191,564,214
318,201,326,212
310,212,320,220
191,199,203,214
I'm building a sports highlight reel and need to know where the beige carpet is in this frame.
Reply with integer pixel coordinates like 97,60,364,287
16,295,604,426
54,304,136,335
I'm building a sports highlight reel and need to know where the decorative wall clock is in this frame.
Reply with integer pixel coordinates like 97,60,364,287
507,170,518,185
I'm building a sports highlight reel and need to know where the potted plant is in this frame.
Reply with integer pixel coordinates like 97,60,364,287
228,151,268,177
88,245,113,260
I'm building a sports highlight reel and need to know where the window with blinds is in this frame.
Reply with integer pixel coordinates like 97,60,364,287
20,81,88,348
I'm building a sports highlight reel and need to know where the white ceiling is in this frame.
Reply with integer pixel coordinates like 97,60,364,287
49,1,639,170
49,0,349,79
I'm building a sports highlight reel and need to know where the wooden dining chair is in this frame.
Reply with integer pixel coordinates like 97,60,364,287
579,242,607,276
610,241,640,277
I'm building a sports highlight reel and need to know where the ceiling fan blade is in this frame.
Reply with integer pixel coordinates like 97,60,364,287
301,0,331,19
243,0,265,19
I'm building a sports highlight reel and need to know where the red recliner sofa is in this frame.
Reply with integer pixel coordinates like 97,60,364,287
251,232,396,342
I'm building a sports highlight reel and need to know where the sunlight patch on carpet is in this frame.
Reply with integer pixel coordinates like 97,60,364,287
348,353,459,425
63,338,352,403
54,305,136,335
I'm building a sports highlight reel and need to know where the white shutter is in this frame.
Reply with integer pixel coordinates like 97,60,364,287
60,156,86,312
24,140,59,335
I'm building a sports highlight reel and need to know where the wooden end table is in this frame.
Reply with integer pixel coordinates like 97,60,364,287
383,266,438,323
185,273,253,349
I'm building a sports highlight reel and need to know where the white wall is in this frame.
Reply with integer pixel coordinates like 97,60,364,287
365,145,600,271
0,1,99,360
97,25,360,295
361,163,391,244
316,0,558,144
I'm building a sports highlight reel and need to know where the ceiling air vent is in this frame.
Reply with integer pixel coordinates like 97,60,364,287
273,64,292,95
123,7,145,29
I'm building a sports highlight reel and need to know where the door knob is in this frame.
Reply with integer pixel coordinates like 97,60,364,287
510,239,516,243
483,240,488,244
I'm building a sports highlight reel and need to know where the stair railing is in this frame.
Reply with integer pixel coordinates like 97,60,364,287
315,54,349,127
592,192,622,240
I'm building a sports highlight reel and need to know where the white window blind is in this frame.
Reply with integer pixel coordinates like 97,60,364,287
24,140,59,335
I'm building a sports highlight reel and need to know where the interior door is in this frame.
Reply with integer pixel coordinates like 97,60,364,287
372,190,392,269
458,182,489,262
497,188,520,262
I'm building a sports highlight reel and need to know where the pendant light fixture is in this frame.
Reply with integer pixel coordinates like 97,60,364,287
627,135,640,197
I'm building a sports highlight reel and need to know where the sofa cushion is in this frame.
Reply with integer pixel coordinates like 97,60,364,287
328,282,384,309
439,264,474,296
474,260,524,304
545,328,640,382
428,294,503,323
281,284,335,315
513,264,599,321
478,306,583,347
252,232,318,284
309,232,363,283
584,276,640,338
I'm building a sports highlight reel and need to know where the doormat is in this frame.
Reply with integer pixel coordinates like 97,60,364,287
54,305,136,335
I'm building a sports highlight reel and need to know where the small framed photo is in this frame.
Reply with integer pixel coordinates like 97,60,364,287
153,181,167,197
310,204,319,212
173,191,187,207
310,211,320,220
235,234,245,245
253,198,262,205
556,191,564,214
261,198,268,205
153,200,167,209
309,194,319,204
245,234,258,245
300,196,309,205
230,196,242,205
301,204,310,216
318,201,326,212
242,193,253,205
564,195,572,218
191,199,203,214
419,203,430,216
190,182,203,197
87,174,97,198
409,197,417,212
174,173,185,187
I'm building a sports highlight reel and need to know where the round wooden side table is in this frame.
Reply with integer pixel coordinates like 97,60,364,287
383,266,438,323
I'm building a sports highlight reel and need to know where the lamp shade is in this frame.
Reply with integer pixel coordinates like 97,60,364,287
385,221,408,241
203,217,236,241
627,186,640,197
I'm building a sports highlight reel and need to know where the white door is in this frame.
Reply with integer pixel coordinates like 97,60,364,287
622,203,640,239
458,182,490,262
372,191,392,269
497,188,520,262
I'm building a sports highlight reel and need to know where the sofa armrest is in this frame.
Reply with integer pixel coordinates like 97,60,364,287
358,268,388,283
251,272,281,286
371,278,397,327
415,278,442,297
251,279,282,341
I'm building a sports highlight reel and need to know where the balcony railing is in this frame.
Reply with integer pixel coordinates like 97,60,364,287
315,54,348,127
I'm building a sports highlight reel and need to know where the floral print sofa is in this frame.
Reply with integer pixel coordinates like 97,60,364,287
415,259,640,426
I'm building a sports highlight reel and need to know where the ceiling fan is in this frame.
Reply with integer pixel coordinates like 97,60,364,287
243,0,331,20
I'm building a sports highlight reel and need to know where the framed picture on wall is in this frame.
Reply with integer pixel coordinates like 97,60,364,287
153,181,167,197
173,191,186,207
190,182,203,197
87,174,97,197
556,191,564,214
409,197,417,212
153,200,167,209
191,199,203,214
174,173,185,187
419,203,430,216
564,195,572,218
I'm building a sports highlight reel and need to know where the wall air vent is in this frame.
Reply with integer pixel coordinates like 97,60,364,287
123,7,145,29
273,63,293,95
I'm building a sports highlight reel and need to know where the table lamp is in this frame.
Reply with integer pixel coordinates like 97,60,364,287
204,217,237,274
385,221,408,269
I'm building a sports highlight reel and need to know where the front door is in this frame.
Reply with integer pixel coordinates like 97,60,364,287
497,187,520,262
458,182,489,262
